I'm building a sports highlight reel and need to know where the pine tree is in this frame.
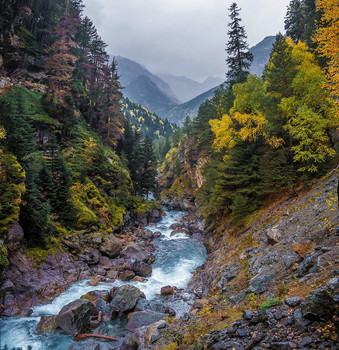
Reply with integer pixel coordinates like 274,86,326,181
140,136,157,198
226,2,253,85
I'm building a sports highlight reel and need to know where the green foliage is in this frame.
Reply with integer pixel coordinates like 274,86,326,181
260,297,281,311
0,243,9,269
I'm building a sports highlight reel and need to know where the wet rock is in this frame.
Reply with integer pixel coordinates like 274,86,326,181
68,340,115,350
131,276,147,282
248,272,273,294
110,285,145,312
119,270,135,281
144,320,166,345
301,289,335,320
80,290,110,306
56,299,97,335
126,311,167,331
161,285,175,296
285,297,303,307
135,298,175,316
100,234,124,258
120,243,149,263
96,299,114,321
123,260,152,277
88,276,101,286
36,315,58,334
106,269,118,280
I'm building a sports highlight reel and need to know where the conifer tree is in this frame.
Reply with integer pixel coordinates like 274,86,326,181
140,136,157,198
226,2,253,85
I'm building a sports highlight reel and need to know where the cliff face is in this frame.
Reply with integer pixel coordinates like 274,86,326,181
158,137,207,212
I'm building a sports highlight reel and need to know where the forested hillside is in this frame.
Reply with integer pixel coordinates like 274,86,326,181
160,0,339,231
0,0,159,270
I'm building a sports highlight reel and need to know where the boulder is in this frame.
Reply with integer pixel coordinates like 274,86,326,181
301,289,335,321
296,254,315,277
123,260,152,277
285,297,303,307
95,299,114,321
119,270,135,281
126,311,167,331
100,234,124,258
110,285,145,312
88,276,101,286
144,320,166,345
266,226,283,244
120,243,149,263
248,272,273,294
119,333,141,350
80,290,110,306
36,315,58,334
135,298,176,316
106,269,118,280
56,299,97,335
161,285,175,296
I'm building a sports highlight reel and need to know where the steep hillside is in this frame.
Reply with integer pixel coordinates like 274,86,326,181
249,36,276,75
157,169,339,349
165,84,222,124
114,56,180,103
121,97,176,141
124,75,179,117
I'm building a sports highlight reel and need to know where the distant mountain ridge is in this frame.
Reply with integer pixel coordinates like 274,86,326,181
113,35,276,124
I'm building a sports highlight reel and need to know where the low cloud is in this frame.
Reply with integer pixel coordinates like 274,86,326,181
82,0,290,81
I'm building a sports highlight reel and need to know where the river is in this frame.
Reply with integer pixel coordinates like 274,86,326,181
0,209,207,349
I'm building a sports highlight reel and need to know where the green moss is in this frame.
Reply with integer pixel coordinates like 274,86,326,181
260,297,281,311
0,244,9,268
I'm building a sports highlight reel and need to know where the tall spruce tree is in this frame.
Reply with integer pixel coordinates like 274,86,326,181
226,2,253,85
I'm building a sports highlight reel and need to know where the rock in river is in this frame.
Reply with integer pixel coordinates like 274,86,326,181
56,299,97,335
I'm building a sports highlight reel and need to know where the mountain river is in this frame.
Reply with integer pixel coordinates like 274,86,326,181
0,209,207,349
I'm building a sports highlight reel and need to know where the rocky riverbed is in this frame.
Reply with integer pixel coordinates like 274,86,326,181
0,207,207,349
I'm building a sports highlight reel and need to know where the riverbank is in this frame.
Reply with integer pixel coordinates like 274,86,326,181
0,207,207,349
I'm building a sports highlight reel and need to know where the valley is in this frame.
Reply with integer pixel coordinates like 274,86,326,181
0,0,338,349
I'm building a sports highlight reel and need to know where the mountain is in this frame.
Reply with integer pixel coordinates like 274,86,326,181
249,36,276,75
163,36,276,124
159,74,224,102
121,97,176,142
165,84,222,124
124,75,179,117
114,56,180,103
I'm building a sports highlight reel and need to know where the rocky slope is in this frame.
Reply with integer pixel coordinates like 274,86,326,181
154,168,338,349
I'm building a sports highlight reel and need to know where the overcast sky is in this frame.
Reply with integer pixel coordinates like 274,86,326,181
82,0,291,81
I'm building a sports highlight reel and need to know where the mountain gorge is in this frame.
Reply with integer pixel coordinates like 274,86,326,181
0,0,338,349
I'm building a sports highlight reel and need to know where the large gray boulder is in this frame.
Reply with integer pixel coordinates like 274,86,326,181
100,235,124,258
110,285,145,312
126,311,167,331
56,299,97,335
248,272,274,294
120,243,149,263
123,259,152,277
301,289,335,321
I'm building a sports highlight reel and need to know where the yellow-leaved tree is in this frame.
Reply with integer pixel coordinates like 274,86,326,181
209,75,268,160
314,0,339,100
280,41,337,172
